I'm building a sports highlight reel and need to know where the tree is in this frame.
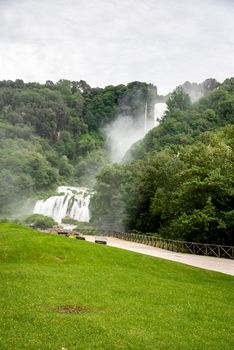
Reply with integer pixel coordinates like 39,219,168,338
167,87,191,111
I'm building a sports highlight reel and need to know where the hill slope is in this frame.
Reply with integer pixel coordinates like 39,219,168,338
0,224,233,350
91,78,234,243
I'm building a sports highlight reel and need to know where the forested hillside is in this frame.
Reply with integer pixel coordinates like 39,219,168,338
91,78,234,244
0,79,158,215
1,77,233,245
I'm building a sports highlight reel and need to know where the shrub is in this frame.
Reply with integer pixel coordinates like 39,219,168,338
0,218,9,223
62,216,79,225
25,214,57,228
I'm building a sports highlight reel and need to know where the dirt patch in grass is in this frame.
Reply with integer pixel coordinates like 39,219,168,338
52,305,97,314
54,256,65,261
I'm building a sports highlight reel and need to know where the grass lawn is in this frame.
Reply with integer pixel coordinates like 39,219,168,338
0,224,233,350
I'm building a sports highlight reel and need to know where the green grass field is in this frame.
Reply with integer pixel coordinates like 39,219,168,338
0,224,233,350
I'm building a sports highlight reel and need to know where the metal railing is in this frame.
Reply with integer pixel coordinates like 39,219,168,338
77,228,234,259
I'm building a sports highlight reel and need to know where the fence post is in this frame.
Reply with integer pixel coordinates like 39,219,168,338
95,229,233,260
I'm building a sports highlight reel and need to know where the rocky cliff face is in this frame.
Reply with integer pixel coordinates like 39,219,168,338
180,78,220,102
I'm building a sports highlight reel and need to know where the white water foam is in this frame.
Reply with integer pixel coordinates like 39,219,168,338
33,186,92,224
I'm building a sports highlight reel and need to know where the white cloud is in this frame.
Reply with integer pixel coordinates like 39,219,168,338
0,0,233,94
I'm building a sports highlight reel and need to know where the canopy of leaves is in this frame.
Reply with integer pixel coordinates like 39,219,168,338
1,77,234,245
91,79,234,244
91,126,234,244
0,79,158,215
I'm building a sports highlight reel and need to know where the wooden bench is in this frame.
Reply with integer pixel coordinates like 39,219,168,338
95,237,107,245
76,236,86,240
57,231,70,237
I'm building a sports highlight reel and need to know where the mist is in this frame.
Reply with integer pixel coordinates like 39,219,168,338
106,102,167,163
105,115,145,163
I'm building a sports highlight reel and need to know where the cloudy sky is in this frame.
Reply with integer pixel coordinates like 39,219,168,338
0,0,233,94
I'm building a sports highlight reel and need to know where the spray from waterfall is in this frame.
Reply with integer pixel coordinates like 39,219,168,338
33,102,167,224
154,102,167,126
33,186,92,224
106,101,167,163
144,101,148,134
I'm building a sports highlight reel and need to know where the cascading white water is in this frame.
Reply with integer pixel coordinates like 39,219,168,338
144,101,167,132
33,186,92,224
107,102,167,163
33,103,167,223
154,102,167,126
144,101,148,134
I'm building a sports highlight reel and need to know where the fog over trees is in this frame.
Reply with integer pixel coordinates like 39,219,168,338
0,77,233,244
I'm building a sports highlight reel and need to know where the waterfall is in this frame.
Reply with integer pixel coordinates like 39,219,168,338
107,101,168,163
33,103,167,224
33,186,92,224
154,102,167,126
145,102,167,134
144,101,148,134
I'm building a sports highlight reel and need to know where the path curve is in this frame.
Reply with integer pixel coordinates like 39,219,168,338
84,235,234,276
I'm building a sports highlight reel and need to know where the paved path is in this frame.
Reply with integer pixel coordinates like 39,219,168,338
84,235,234,276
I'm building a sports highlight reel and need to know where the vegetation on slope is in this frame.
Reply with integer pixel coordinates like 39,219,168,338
128,78,234,160
0,77,233,244
91,79,234,244
25,214,57,228
0,79,158,216
0,224,233,350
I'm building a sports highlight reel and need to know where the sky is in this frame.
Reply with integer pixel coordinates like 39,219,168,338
0,0,233,94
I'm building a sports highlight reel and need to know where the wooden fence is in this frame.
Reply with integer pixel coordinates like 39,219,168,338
77,228,234,259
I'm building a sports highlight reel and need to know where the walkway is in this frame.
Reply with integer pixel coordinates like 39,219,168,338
84,235,234,276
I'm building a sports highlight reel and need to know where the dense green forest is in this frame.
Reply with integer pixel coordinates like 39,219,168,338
91,78,234,245
0,79,158,215
0,77,233,244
